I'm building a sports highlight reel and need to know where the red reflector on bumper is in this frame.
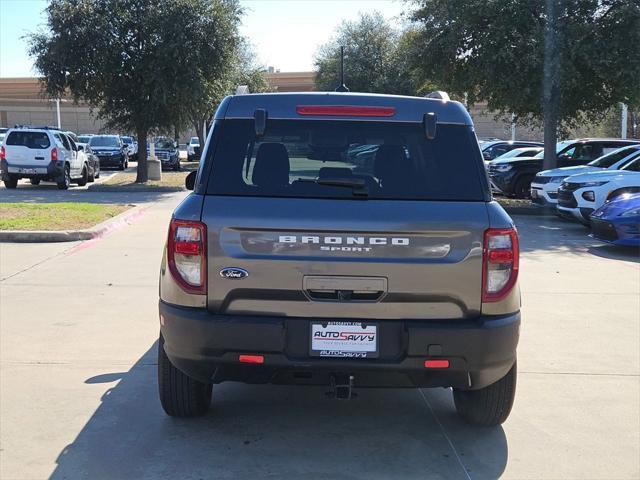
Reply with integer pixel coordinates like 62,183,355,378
175,241,200,255
239,354,264,364
424,359,449,369
488,249,514,263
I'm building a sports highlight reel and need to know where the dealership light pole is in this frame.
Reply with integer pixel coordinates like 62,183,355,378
56,99,61,128
621,103,628,139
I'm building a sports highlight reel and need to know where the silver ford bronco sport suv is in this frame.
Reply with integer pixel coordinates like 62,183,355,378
158,92,520,426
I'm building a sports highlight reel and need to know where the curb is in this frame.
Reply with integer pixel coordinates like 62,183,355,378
0,205,148,243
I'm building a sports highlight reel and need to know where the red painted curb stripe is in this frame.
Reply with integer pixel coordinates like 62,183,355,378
65,206,150,256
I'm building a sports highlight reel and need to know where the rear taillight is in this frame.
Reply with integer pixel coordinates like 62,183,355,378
482,228,519,302
0,146,5,161
167,219,206,294
296,105,396,117
51,147,58,162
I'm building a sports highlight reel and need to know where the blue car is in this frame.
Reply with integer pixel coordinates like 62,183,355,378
590,193,640,247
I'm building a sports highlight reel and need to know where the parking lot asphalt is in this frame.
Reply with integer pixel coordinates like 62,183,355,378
0,193,638,480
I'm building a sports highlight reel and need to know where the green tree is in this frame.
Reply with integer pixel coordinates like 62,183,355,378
314,12,416,95
407,0,640,168
187,37,270,149
29,0,241,182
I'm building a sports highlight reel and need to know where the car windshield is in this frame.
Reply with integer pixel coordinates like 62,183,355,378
589,147,639,168
155,138,174,149
206,119,485,201
121,137,132,144
6,131,51,149
78,135,92,143
190,137,199,144
89,136,119,147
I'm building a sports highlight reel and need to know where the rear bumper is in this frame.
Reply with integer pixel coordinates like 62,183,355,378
1,159,64,180
159,301,520,390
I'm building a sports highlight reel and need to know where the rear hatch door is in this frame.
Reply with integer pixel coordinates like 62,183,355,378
204,197,488,319
4,130,50,168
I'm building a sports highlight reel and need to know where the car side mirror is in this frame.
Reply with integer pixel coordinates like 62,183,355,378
185,171,197,191
483,151,492,160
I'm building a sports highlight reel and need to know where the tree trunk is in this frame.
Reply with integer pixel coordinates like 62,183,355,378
193,119,206,154
136,127,149,183
542,0,564,171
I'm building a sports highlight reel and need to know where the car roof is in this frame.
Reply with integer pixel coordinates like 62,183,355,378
217,92,474,125
566,138,640,143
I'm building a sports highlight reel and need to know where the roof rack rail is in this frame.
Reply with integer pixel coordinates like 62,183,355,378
12,125,61,130
425,91,450,101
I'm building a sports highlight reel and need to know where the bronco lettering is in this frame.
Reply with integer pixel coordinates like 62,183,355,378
279,235,410,245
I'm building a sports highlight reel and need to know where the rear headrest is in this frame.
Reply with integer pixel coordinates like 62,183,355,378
374,145,407,179
318,167,354,179
252,143,290,188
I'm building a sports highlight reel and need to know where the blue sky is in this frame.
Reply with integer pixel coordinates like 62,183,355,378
0,0,407,77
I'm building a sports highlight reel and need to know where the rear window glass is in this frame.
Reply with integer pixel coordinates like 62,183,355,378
6,131,50,149
206,120,485,201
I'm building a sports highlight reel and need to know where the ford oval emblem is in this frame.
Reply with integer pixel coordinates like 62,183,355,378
219,267,249,279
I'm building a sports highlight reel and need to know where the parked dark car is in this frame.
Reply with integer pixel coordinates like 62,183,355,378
150,137,180,171
488,138,640,198
77,143,100,181
89,135,129,170
481,140,543,161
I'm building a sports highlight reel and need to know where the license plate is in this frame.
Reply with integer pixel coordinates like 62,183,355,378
310,322,378,358
18,168,38,174
531,189,538,198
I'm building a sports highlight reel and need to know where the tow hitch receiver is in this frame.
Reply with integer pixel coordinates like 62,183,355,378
329,374,355,400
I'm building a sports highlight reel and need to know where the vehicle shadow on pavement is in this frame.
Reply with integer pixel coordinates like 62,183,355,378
587,244,640,263
51,342,508,480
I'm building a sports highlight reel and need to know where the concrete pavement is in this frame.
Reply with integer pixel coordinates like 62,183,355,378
0,197,638,479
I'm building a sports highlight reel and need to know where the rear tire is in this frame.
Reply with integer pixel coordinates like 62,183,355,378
4,176,18,189
453,361,517,427
30,179,40,186
77,166,88,186
158,334,212,417
57,166,70,190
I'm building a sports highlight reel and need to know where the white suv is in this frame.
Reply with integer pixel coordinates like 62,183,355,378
531,145,640,206
0,127,90,189
186,137,200,161
557,158,640,223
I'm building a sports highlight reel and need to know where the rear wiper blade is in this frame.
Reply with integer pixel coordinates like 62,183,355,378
298,177,369,197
